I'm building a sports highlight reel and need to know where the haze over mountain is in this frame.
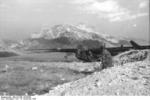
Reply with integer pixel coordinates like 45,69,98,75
4,24,131,50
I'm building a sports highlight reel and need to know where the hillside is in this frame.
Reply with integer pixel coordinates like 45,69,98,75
46,61,150,96
0,39,19,57
44,50,150,96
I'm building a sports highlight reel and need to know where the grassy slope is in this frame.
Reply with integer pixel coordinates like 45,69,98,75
0,52,101,95
0,60,88,95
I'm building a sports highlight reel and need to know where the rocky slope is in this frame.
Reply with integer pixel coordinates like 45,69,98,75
43,50,150,96
45,60,150,96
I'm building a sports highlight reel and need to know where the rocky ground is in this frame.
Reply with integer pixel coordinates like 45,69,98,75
45,49,150,96
0,50,149,96
45,60,150,96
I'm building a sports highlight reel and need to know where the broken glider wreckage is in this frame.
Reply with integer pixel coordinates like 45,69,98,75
28,40,150,68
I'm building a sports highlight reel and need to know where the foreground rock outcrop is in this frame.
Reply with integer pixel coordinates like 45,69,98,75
45,61,150,96
44,50,150,96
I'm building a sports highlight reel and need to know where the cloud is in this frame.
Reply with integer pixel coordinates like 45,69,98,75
73,0,120,13
139,0,148,8
72,0,149,22
110,12,149,22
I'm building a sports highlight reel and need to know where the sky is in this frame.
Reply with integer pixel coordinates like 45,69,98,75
0,0,149,41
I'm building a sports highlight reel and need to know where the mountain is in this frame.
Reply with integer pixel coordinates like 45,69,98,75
31,24,120,43
13,24,130,50
0,39,19,50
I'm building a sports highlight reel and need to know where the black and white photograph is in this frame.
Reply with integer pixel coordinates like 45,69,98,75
0,0,149,98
